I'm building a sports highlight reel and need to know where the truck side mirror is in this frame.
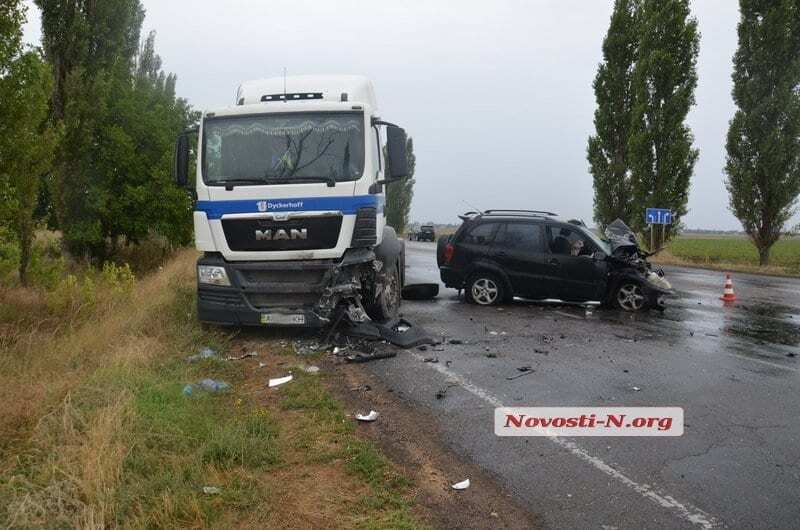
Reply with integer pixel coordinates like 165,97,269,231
385,125,408,180
174,133,190,187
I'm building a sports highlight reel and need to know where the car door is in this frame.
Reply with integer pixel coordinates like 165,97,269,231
491,221,553,299
451,221,501,270
545,224,607,301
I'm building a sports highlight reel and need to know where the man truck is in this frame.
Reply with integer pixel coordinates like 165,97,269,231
174,75,409,327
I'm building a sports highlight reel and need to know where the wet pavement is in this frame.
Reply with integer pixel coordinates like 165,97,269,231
368,241,800,529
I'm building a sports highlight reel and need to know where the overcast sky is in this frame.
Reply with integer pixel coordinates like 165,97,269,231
21,0,800,230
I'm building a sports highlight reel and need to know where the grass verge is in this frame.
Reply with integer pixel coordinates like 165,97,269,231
0,249,428,529
654,237,800,277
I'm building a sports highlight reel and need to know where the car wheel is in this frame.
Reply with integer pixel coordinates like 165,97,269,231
366,262,401,322
465,272,505,306
614,281,647,312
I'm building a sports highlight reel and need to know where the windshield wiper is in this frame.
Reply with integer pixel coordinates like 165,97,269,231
213,178,268,190
263,174,337,188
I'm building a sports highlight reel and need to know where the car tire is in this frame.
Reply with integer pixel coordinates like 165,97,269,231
366,261,402,322
613,281,648,312
465,272,506,306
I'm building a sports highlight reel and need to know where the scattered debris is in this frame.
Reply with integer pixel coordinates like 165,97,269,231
293,340,324,356
258,362,268,368
489,331,499,336
345,318,435,348
346,350,398,363
355,410,379,422
632,386,641,392
402,283,440,300
199,379,231,392
418,345,428,352
302,365,320,374
448,339,464,345
506,368,535,381
787,352,796,358
486,353,498,359
436,383,458,399
202,486,222,495
541,334,554,344
186,347,217,363
350,384,372,392
423,357,439,363
451,479,470,490
533,348,549,355
268,375,293,387
225,351,257,361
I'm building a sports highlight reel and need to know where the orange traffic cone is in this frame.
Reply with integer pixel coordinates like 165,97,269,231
720,273,736,302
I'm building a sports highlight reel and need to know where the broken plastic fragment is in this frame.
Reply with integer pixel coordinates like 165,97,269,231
198,379,231,392
268,375,293,387
225,351,257,361
203,486,221,495
187,347,217,363
355,410,379,422
632,386,641,392
451,479,470,490
303,365,320,374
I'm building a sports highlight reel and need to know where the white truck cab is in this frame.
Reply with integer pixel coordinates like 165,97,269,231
174,75,409,327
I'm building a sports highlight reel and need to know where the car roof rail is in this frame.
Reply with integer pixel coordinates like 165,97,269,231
483,209,558,217
458,211,482,221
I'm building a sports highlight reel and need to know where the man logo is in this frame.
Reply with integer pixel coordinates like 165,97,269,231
255,228,308,241
257,201,268,212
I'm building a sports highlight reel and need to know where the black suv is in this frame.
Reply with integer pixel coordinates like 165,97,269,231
436,210,672,311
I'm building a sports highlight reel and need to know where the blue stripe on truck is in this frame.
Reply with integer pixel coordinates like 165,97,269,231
196,195,383,220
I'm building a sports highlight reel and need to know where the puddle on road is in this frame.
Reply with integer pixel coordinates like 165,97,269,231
723,302,800,347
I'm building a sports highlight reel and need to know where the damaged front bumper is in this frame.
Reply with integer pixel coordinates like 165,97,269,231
196,250,374,327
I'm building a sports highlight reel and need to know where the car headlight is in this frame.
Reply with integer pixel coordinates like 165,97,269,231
198,265,231,286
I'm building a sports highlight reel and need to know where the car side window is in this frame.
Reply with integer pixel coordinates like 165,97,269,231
496,222,544,252
548,226,593,256
463,222,499,246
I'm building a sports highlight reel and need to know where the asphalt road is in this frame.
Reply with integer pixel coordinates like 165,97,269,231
370,241,800,529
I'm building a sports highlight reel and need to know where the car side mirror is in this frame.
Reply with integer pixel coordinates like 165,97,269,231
385,125,408,180
174,133,190,187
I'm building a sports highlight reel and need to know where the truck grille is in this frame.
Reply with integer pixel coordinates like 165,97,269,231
222,215,342,252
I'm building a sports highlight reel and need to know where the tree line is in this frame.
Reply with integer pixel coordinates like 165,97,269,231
0,0,196,284
589,0,800,266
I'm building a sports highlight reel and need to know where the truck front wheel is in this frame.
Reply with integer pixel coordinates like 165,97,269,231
366,262,401,322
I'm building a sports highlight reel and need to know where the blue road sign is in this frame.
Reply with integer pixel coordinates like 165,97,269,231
645,208,673,225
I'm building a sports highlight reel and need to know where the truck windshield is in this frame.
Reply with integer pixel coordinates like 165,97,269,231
202,112,364,185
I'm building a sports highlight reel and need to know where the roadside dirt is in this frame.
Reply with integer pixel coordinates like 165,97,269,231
326,358,541,530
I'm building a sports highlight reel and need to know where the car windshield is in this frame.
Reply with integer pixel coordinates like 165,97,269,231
579,226,612,254
202,112,365,184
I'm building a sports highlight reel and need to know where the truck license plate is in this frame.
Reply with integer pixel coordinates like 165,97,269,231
260,313,306,325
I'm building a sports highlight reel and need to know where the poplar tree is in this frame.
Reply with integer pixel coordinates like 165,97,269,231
588,0,638,229
385,137,416,235
628,0,699,241
725,0,800,266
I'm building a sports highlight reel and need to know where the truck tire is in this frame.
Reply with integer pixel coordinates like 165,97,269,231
366,261,401,322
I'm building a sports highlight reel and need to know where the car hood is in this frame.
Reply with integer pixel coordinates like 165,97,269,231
605,219,640,253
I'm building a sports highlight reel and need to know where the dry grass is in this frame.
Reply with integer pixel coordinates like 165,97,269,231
0,248,426,529
652,249,800,278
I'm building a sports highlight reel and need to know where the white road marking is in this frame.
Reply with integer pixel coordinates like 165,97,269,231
412,352,720,529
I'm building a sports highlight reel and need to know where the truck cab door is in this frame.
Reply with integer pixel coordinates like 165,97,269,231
545,224,607,302
491,221,552,299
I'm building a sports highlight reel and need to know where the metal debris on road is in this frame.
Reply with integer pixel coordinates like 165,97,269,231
506,368,535,381
401,283,440,300
423,357,439,363
355,410,379,422
346,350,397,363
451,479,470,490
268,375,293,387
632,386,642,392
436,383,458,399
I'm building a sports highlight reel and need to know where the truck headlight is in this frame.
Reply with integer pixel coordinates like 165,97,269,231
198,265,231,286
